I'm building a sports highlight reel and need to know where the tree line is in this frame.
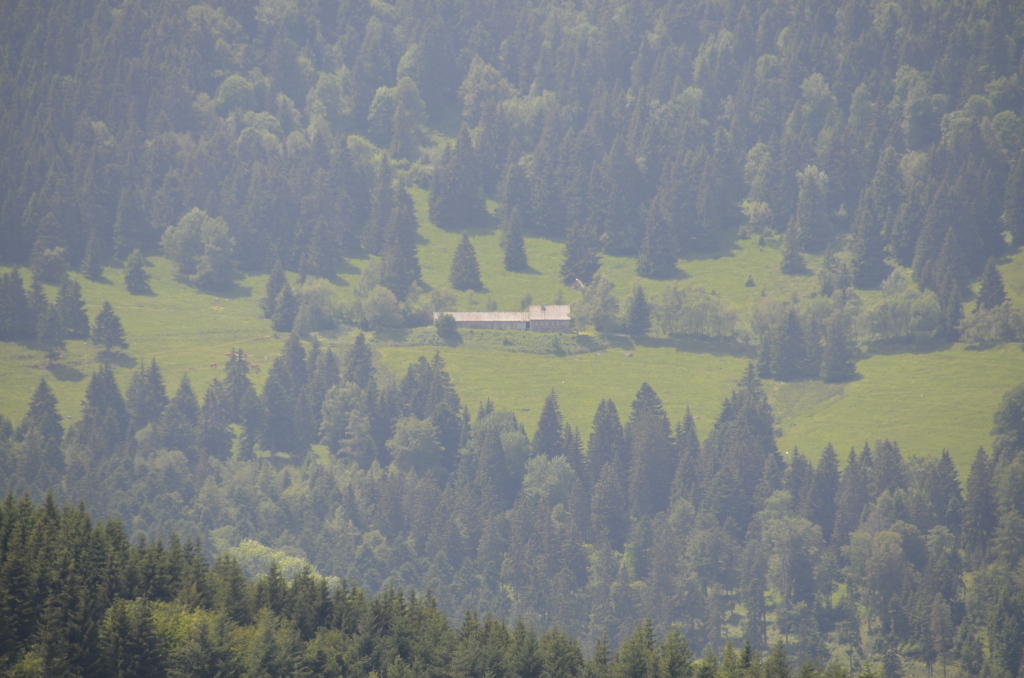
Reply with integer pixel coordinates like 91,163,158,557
2,330,1024,675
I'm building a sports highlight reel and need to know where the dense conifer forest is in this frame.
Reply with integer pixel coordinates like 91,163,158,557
3,0,1024,675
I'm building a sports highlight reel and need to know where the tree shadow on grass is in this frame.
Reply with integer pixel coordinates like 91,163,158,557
47,363,85,382
97,351,138,369
634,335,756,358
864,339,955,356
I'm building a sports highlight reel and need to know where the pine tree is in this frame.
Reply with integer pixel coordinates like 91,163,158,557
91,301,128,353
123,249,151,295
820,312,856,382
975,257,1006,311
0,268,35,341
22,378,64,446
624,286,651,338
55,278,89,339
1004,150,1024,248
588,399,626,485
501,207,528,271
793,166,830,252
962,448,996,565
271,282,298,332
779,224,805,274
562,222,601,285
37,303,66,365
449,233,482,291
343,333,374,388
534,390,565,458
381,193,421,299
850,196,890,288
636,208,676,279
802,443,839,542
261,259,286,319
363,158,394,256
429,124,483,231
80,229,104,280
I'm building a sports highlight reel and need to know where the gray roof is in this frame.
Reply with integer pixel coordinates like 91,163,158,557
434,311,529,322
529,305,571,321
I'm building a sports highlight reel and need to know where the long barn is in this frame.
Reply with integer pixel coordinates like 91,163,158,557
434,305,571,333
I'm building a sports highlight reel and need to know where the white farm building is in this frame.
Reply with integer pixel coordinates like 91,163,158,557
433,305,571,333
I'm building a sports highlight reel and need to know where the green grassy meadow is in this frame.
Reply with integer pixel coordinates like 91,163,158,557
2,189,1024,478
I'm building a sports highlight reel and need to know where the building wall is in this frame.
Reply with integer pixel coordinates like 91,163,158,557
530,319,571,333
457,320,529,330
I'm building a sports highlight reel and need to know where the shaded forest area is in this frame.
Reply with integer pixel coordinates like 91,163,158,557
3,0,1024,675
2,329,1024,676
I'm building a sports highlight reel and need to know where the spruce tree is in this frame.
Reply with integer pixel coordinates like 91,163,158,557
37,303,66,365
561,222,601,285
91,301,128,353
820,313,856,382
501,207,528,271
793,166,830,252
123,249,151,295
962,447,996,565
802,443,839,542
363,157,394,256
80,229,103,280
55,278,89,339
975,257,1006,311
625,286,651,338
449,233,482,291
381,195,422,299
343,333,374,388
850,197,889,288
271,282,298,332
429,124,483,231
779,224,805,274
534,390,565,458
0,268,34,341
636,208,676,279
261,259,286,319
22,378,64,445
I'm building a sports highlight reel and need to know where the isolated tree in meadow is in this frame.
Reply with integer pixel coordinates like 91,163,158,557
271,282,298,332
91,301,128,353
123,248,151,295
449,232,482,291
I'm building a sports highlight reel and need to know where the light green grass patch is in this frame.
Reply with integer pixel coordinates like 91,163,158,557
774,342,1024,475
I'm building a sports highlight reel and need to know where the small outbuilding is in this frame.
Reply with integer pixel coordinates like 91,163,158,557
433,305,571,333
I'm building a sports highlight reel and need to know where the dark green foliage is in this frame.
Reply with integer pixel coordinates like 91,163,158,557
534,390,564,458
56,278,89,338
562,222,601,285
342,333,374,388
992,383,1024,463
91,301,128,353
636,209,676,279
501,207,529,272
624,286,651,338
975,258,1006,312
271,282,298,333
779,226,806,275
123,249,151,295
261,259,287,319
435,312,459,343
381,191,422,299
820,313,857,383
0,269,34,341
81,229,104,280
430,125,483,232
449,233,482,291
126,359,169,431
36,303,66,364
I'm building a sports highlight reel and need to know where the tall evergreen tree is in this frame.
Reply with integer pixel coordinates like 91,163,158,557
381,192,421,299
501,207,529,272
123,249,151,295
0,268,34,341
779,225,805,274
55,278,89,339
80,229,104,280
975,257,1006,311
636,208,676,279
449,233,482,291
271,282,298,333
91,301,128,354
588,399,626,485
429,124,483,231
802,444,839,542
624,286,651,338
37,303,66,365
561,222,601,285
820,312,856,383
534,390,565,458
343,333,375,388
261,259,287,319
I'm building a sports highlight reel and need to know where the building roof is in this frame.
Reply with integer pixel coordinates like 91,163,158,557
434,311,529,323
528,305,571,321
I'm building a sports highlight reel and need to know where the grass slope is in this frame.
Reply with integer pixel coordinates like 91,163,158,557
2,194,1023,478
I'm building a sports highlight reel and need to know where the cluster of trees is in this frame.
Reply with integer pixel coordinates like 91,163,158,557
0,494,922,678
3,330,1024,675
0,268,129,362
2,0,1021,311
